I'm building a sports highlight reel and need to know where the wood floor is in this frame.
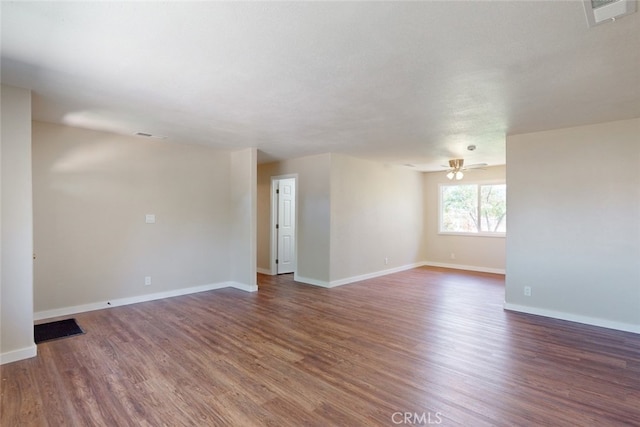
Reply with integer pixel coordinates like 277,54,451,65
2,267,639,426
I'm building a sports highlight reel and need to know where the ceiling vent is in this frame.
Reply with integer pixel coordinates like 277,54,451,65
583,0,637,27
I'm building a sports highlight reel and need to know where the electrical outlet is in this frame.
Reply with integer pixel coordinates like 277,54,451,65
450,253,456,260
384,257,389,265
145,276,152,286
524,286,531,297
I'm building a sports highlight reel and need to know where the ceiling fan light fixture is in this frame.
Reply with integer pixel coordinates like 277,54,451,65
449,159,464,169
444,158,486,180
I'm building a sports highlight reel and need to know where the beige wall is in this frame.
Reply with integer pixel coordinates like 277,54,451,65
329,154,425,282
1,85,36,364
32,121,235,314
229,148,257,290
505,118,640,332
423,165,506,273
257,154,331,283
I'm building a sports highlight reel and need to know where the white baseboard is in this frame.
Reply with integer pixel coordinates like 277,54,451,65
256,267,273,275
34,281,247,321
422,261,505,275
1,344,37,365
293,262,426,288
294,274,331,288
228,281,258,292
288,262,505,288
329,262,427,287
504,302,640,334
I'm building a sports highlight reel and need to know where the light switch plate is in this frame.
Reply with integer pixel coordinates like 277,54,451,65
145,214,156,224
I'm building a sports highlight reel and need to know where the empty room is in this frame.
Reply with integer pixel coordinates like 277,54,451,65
1,1,639,426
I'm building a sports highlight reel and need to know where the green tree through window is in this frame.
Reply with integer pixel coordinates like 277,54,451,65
441,183,506,234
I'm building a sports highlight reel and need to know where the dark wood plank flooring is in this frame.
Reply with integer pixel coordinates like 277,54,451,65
2,267,639,426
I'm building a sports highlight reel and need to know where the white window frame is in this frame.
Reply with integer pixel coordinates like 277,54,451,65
438,180,506,238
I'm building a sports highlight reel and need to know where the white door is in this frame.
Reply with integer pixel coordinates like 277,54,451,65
277,178,296,274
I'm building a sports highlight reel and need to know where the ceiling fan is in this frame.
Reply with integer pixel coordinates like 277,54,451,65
443,159,487,180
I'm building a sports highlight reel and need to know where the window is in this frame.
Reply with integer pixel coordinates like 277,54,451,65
439,183,506,235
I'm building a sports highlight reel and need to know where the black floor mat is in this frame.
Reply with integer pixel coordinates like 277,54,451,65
34,318,85,344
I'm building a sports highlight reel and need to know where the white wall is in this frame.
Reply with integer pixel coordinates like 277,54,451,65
229,148,258,291
32,121,237,318
1,84,36,364
505,118,640,333
329,154,425,284
257,154,332,283
423,165,506,273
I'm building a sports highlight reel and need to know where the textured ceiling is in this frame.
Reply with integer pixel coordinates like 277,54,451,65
2,1,639,170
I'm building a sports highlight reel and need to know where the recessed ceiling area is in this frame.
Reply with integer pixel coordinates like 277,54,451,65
1,1,639,171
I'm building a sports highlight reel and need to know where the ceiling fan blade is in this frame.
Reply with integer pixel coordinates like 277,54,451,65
463,163,488,169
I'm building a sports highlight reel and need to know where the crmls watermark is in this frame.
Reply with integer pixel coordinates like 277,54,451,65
391,411,443,425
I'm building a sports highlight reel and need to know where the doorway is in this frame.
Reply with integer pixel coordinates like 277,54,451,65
271,176,297,274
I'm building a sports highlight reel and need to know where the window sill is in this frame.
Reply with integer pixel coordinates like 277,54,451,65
438,232,506,238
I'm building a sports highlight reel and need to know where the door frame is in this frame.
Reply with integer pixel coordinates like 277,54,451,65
270,174,298,275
